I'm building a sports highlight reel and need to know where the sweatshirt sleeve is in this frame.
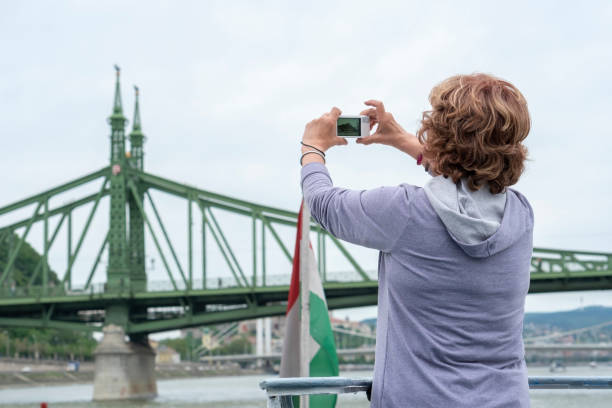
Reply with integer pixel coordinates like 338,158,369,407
301,162,412,252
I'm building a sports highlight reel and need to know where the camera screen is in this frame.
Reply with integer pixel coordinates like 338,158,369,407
337,118,361,136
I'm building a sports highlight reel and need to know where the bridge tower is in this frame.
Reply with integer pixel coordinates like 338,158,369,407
128,85,146,292
106,65,130,296
93,67,156,401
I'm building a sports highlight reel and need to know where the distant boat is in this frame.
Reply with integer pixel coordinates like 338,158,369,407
589,361,597,368
549,361,566,372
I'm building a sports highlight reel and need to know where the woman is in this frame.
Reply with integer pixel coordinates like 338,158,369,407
300,73,533,407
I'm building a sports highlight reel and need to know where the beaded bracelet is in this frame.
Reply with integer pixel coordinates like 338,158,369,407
300,150,326,165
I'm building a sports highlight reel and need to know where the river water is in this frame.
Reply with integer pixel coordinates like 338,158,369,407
0,366,611,407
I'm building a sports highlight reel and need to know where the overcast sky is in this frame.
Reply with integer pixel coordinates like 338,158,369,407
1,1,611,324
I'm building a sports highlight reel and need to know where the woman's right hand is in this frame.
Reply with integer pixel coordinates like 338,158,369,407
357,100,409,148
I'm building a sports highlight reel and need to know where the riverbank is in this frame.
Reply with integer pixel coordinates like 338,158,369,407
0,359,267,389
0,358,375,389
0,368,268,390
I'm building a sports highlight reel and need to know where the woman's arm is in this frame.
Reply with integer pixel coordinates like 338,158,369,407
299,107,414,251
301,163,413,252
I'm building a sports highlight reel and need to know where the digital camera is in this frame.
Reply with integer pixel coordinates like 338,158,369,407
337,115,370,138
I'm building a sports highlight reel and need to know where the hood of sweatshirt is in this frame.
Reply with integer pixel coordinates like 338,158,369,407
423,175,533,258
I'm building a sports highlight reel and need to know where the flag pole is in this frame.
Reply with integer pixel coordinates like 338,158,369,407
299,200,311,407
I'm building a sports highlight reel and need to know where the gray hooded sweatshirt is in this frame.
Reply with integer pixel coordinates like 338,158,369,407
302,163,534,407
424,175,507,246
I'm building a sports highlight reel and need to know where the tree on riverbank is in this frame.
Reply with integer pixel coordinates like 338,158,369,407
0,232,59,288
1,327,97,361
0,233,96,361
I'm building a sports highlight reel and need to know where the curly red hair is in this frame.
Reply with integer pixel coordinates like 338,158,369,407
417,73,530,194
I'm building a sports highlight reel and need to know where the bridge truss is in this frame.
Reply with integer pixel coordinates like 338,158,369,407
1,68,611,336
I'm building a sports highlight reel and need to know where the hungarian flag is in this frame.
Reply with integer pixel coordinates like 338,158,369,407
280,200,339,408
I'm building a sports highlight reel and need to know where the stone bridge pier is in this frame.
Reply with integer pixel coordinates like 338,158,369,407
93,325,157,400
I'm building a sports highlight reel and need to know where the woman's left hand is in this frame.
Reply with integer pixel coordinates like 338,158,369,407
302,107,348,152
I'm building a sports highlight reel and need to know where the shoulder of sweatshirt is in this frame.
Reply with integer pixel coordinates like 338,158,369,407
507,187,535,228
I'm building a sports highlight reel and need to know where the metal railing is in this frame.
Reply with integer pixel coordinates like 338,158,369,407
0,270,376,299
260,376,612,408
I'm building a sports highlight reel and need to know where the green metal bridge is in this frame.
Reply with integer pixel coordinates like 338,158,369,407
1,67,611,337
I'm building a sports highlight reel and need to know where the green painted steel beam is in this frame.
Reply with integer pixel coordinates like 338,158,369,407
188,197,193,289
28,212,67,287
143,178,302,229
196,200,245,288
0,188,110,233
0,201,42,286
327,294,378,309
127,280,378,303
252,214,257,288
261,216,293,262
84,231,109,290
202,207,207,288
43,199,49,294
1,274,611,334
0,280,378,310
530,270,612,280
262,216,267,285
127,304,288,334
1,268,612,309
529,277,612,293
62,178,109,285
0,317,100,332
128,180,178,290
146,191,189,288
67,212,72,290
135,169,297,220
128,181,179,291
205,206,249,287
0,167,108,216
92,293,375,334
533,247,611,257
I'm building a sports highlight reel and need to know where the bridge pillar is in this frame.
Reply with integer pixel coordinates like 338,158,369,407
93,325,157,401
